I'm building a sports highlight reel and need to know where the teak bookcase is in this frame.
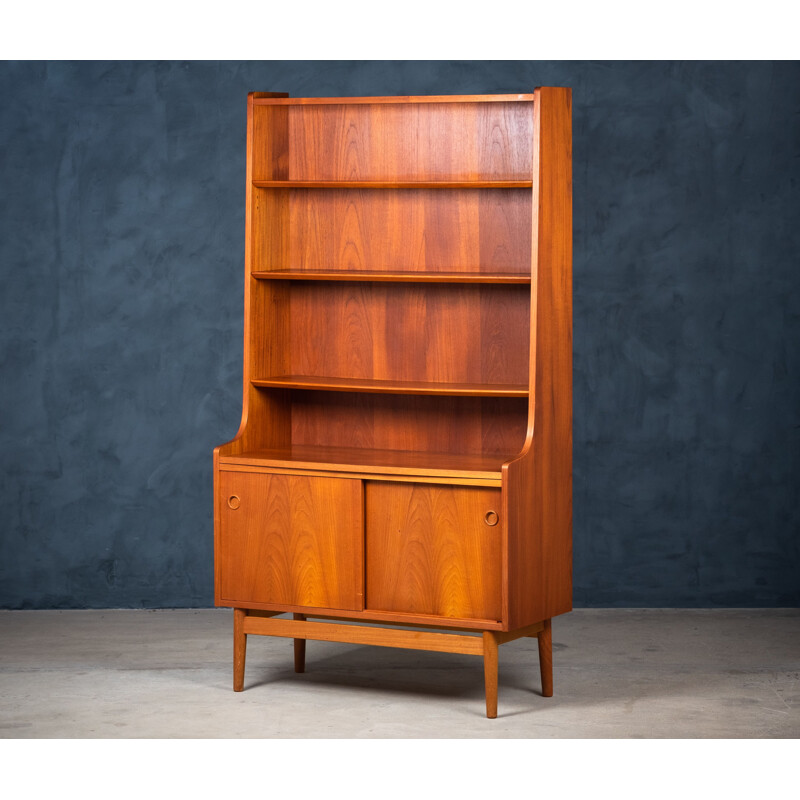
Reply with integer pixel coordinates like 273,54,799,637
213,89,572,718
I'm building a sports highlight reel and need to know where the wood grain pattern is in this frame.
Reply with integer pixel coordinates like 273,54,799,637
366,483,502,621
241,615,485,655
483,632,499,718
286,283,529,386
251,189,289,280
302,612,502,631
290,393,527,458
257,97,534,197
503,87,573,630
252,105,289,184
218,472,363,610
538,618,553,697
233,607,246,691
234,604,504,631
216,93,290,459
282,189,531,272
251,270,531,284
219,464,502,489
219,444,509,480
254,181,532,188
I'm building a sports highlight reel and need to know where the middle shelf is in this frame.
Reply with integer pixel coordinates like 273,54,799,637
251,376,528,397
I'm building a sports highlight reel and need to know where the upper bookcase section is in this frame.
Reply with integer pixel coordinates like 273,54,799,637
251,95,534,183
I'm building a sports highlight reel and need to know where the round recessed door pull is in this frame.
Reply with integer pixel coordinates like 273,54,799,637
484,510,499,527
227,495,241,510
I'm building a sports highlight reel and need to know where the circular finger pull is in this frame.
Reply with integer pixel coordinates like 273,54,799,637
484,510,499,527
227,495,241,510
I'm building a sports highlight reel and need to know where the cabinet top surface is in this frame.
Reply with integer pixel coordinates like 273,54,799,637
218,444,509,481
252,93,535,106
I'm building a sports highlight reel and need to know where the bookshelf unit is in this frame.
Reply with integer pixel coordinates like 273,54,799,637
213,89,572,718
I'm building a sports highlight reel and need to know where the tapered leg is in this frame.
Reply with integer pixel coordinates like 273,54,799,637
293,613,306,673
537,618,553,697
233,608,247,692
483,631,499,719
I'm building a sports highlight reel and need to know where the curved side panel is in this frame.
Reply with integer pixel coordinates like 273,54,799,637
218,92,292,459
215,92,290,605
502,87,572,630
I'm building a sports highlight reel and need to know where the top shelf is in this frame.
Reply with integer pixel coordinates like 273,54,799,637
252,180,532,190
252,94,535,106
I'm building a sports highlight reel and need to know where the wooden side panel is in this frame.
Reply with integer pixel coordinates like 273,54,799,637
503,87,573,630
366,483,502,621
218,94,291,458
252,104,289,180
283,189,531,273
286,283,529,386
251,188,289,273
218,472,364,611
287,102,533,182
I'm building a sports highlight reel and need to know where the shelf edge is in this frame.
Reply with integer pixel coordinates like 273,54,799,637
252,180,533,189
251,377,529,397
251,270,532,284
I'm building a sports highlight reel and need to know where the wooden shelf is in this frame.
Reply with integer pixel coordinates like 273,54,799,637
251,375,528,397
252,180,532,189
219,445,509,481
253,94,535,106
251,270,531,284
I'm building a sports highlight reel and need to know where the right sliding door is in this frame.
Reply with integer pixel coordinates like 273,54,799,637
365,482,502,622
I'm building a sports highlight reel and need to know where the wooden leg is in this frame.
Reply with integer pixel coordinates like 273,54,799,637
537,618,553,697
233,608,247,692
293,613,306,673
483,631,499,719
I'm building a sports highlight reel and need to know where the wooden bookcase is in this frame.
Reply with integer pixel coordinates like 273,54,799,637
213,89,572,718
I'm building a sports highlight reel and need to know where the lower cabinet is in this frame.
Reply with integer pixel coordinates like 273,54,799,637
365,483,502,622
217,472,364,611
218,471,502,623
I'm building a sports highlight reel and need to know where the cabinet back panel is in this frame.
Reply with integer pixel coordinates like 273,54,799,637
287,283,530,385
279,102,533,182
290,391,528,456
277,189,530,273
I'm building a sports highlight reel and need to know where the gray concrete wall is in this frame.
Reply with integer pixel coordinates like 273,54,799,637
1,61,798,608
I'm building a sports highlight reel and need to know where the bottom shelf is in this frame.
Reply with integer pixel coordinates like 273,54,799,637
217,444,511,481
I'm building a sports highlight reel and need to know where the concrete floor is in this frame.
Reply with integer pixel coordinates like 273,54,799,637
0,608,797,737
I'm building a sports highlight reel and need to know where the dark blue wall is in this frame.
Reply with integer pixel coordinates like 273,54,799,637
1,61,798,608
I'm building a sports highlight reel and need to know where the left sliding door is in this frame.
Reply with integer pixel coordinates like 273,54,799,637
217,472,364,611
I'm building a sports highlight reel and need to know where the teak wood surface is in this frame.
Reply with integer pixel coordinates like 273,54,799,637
366,483,503,621
219,444,512,479
251,269,532,283
217,472,363,610
502,87,573,629
252,189,532,272
252,94,535,105
251,375,527,396
252,180,532,189
215,89,572,717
